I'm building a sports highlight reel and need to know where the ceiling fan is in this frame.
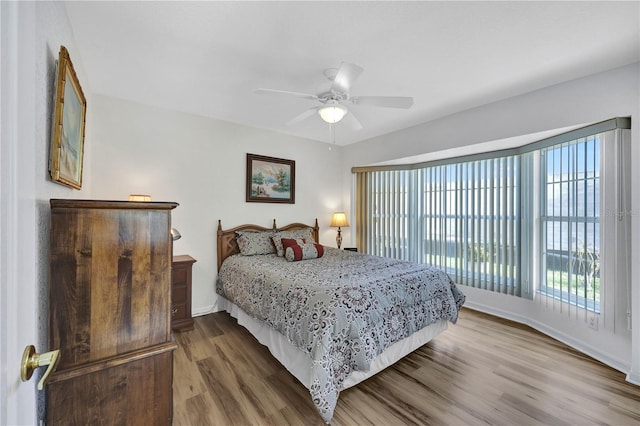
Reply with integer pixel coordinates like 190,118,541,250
254,62,414,130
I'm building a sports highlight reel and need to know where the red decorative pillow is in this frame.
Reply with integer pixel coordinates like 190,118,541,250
284,241,324,262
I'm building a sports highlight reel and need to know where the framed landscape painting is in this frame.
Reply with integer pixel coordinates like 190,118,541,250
49,45,87,190
246,153,295,204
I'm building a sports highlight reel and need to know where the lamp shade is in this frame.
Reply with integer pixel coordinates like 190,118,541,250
330,212,349,228
318,103,347,124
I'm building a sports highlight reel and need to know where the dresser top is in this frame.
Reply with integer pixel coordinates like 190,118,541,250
51,199,179,210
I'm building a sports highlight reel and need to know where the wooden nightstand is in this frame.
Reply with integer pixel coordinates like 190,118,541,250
172,255,196,332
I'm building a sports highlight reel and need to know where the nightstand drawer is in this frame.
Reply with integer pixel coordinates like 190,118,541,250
173,285,187,304
172,268,188,285
172,303,186,319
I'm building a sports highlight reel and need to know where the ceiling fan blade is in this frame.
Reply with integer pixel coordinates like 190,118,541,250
350,96,414,109
330,62,363,94
255,88,319,101
285,107,318,127
344,109,363,131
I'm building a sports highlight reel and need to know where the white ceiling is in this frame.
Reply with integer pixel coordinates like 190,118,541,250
64,1,640,146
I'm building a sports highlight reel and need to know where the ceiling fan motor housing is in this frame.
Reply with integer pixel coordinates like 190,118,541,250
317,67,347,103
316,90,347,104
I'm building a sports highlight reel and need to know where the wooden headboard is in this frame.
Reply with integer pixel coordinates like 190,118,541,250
217,218,319,271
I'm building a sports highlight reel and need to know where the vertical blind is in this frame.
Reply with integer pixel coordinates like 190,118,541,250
356,156,521,296
356,170,416,261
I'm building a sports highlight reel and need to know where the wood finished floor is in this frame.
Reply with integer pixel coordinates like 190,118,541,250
172,308,640,425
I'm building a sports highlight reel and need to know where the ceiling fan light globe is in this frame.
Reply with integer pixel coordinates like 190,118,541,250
318,105,347,124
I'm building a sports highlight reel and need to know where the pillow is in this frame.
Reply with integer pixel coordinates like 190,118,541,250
236,230,276,256
284,241,324,262
280,237,306,251
272,228,314,256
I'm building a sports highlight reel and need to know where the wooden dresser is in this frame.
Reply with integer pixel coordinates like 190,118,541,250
46,199,178,425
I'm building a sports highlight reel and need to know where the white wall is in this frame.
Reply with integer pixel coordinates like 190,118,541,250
343,63,640,383
89,96,345,315
34,0,95,330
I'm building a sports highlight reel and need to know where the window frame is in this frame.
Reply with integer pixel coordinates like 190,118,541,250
538,135,602,313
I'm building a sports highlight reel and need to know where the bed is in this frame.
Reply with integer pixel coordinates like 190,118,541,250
216,219,465,422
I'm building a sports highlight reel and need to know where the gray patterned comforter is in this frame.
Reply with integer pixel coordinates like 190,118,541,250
216,247,465,422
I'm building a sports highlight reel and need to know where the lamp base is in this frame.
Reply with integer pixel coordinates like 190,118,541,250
336,227,342,249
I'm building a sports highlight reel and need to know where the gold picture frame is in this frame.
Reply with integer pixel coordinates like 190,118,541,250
49,46,86,189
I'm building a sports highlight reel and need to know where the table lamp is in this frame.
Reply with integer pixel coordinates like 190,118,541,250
330,212,349,249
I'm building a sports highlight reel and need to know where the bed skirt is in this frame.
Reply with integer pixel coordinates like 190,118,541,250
216,295,448,391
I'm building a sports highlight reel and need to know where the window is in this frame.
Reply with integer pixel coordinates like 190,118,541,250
540,136,601,312
354,118,630,319
418,157,520,295
355,169,414,260
356,156,521,296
